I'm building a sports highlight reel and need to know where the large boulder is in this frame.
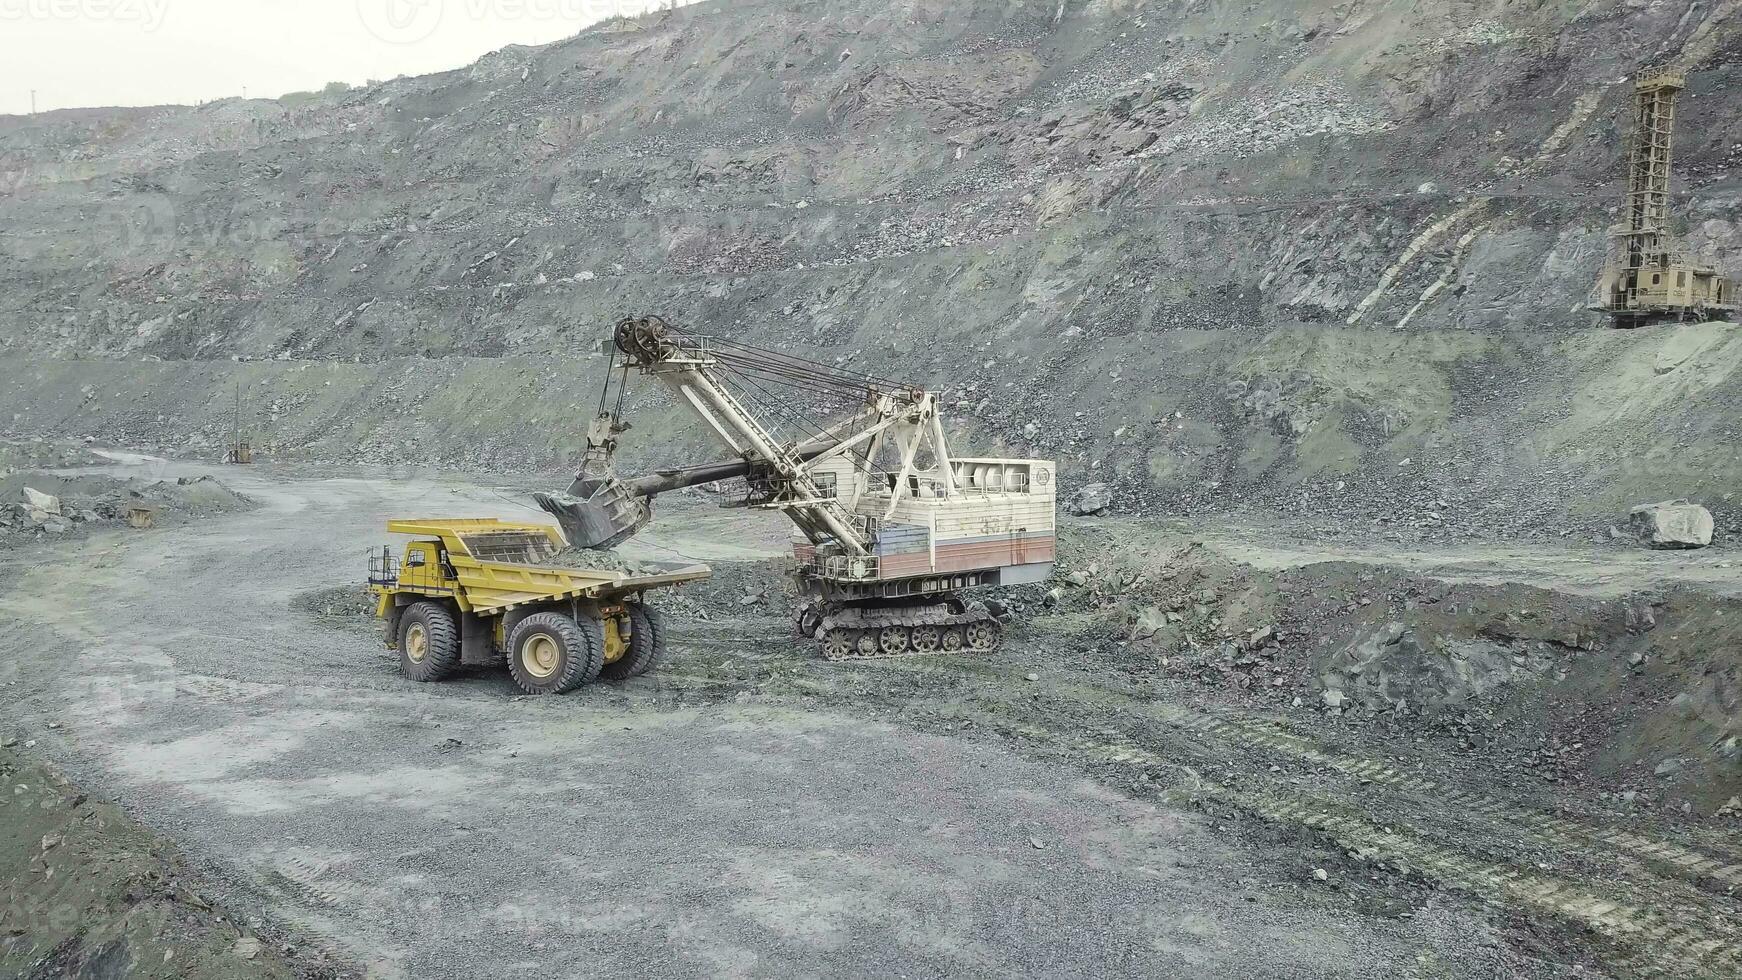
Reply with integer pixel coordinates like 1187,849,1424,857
21,487,60,515
1629,500,1714,550
1316,623,1554,716
1069,482,1111,516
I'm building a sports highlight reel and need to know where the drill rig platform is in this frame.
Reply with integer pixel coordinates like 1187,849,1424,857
537,315,1057,660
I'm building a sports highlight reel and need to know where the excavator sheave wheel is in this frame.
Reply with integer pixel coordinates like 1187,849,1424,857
601,603,665,681
878,626,910,655
966,620,1001,652
910,625,941,653
398,601,461,683
821,629,855,661
506,612,604,695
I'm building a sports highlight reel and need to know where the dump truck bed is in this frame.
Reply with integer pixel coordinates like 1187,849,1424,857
453,556,710,615
377,518,710,615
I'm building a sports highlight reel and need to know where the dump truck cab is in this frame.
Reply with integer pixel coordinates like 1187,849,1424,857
367,518,709,695
388,537,457,595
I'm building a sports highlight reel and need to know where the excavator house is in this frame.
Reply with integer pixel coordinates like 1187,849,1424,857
537,315,1057,659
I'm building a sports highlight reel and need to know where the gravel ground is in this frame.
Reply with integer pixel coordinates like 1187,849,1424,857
0,456,1585,979
0,744,348,979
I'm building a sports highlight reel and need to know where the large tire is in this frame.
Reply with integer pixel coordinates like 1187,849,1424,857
505,612,603,695
601,604,665,680
398,601,460,683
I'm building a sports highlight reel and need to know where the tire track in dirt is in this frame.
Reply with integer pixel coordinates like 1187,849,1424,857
576,632,1742,900
993,719,1742,980
906,659,1742,891
652,658,1742,977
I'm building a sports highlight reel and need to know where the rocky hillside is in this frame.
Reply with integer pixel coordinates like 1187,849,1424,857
2,0,1741,536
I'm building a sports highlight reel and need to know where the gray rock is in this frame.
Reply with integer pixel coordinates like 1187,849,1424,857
1130,606,1170,640
1629,500,1713,549
1318,622,1549,715
22,487,60,515
1069,482,1111,516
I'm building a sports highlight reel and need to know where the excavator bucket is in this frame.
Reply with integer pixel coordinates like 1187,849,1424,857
533,475,651,550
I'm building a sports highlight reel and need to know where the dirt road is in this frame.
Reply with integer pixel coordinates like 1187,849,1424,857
0,456,1514,979
0,457,1731,978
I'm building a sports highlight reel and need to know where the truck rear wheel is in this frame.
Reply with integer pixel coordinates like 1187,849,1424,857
506,612,603,695
601,603,665,680
398,602,460,683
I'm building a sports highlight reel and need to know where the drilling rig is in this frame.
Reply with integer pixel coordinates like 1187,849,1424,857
1597,66,1736,327
536,315,1057,660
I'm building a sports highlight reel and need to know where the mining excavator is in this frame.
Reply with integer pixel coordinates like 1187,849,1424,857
536,315,1057,660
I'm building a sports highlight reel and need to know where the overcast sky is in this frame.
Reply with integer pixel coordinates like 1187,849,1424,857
0,0,675,116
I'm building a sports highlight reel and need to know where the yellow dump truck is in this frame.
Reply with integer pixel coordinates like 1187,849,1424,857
367,519,709,695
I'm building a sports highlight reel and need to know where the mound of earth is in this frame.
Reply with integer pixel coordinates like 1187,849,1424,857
0,438,103,473
1026,519,1742,820
290,585,379,625
0,472,253,546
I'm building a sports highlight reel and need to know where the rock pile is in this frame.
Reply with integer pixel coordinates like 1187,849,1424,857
0,473,253,543
535,547,667,577
1314,623,1555,717
5,485,103,535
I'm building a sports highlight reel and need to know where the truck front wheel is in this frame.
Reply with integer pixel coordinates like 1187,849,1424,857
506,612,603,695
398,601,461,683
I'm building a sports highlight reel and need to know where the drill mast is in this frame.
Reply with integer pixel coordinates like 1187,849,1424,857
1598,67,1735,326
